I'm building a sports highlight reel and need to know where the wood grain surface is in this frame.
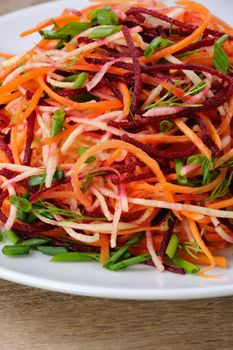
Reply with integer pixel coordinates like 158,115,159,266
0,1,233,350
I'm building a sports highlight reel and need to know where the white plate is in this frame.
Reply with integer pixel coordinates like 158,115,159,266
0,0,233,300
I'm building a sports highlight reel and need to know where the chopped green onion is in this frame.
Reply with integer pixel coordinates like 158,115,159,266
20,237,51,247
55,40,65,49
187,155,218,185
166,234,179,259
53,170,65,181
105,232,145,268
29,174,45,186
73,72,88,89
91,8,118,25
0,233,3,241
40,22,91,41
89,25,122,39
2,245,30,256
107,254,150,271
213,34,230,73
37,246,68,256
174,159,187,185
51,252,100,262
144,36,174,58
29,170,64,187
3,230,20,245
160,120,174,133
10,195,32,213
172,257,200,274
78,146,96,164
62,74,79,82
51,109,65,137
26,215,38,224
187,154,205,165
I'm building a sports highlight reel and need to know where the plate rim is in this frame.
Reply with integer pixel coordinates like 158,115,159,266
1,265,233,300
0,0,233,300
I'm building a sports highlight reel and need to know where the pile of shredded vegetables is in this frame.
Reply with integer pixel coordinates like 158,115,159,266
0,0,233,276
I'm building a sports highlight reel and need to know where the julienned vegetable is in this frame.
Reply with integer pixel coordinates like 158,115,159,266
0,0,233,277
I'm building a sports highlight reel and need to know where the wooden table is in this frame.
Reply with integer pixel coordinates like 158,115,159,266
0,1,233,349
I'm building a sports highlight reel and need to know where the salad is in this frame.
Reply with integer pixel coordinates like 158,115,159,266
0,0,232,277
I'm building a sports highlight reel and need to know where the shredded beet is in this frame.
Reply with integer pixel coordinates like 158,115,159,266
122,134,197,159
103,78,123,101
164,264,185,274
191,115,221,156
220,219,233,232
0,190,8,207
23,111,36,166
126,6,233,40
0,139,14,163
159,213,177,259
56,87,87,98
112,173,153,185
176,37,216,54
144,260,185,274
122,26,142,112
0,210,52,238
77,37,94,44
51,239,101,253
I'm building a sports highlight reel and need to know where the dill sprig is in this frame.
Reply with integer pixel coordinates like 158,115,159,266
179,241,203,259
208,172,233,201
144,81,206,110
32,201,105,221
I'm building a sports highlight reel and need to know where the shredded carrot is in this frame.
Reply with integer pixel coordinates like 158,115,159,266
141,3,211,62
198,112,222,149
18,86,44,123
37,76,123,112
174,118,212,160
208,198,233,210
20,15,82,37
100,234,110,264
0,52,14,59
0,68,49,96
178,251,226,268
118,82,131,116
71,140,176,207
188,219,215,275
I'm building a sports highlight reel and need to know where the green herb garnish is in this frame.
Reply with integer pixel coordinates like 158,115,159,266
29,170,65,187
40,22,91,41
10,195,32,213
213,34,230,73
208,171,233,201
90,8,118,25
166,234,179,259
20,237,51,247
78,146,96,164
2,245,30,256
2,230,20,245
144,36,174,58
37,246,68,256
89,25,122,39
51,252,100,262
159,120,174,133
172,257,200,274
105,232,145,268
51,109,65,137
